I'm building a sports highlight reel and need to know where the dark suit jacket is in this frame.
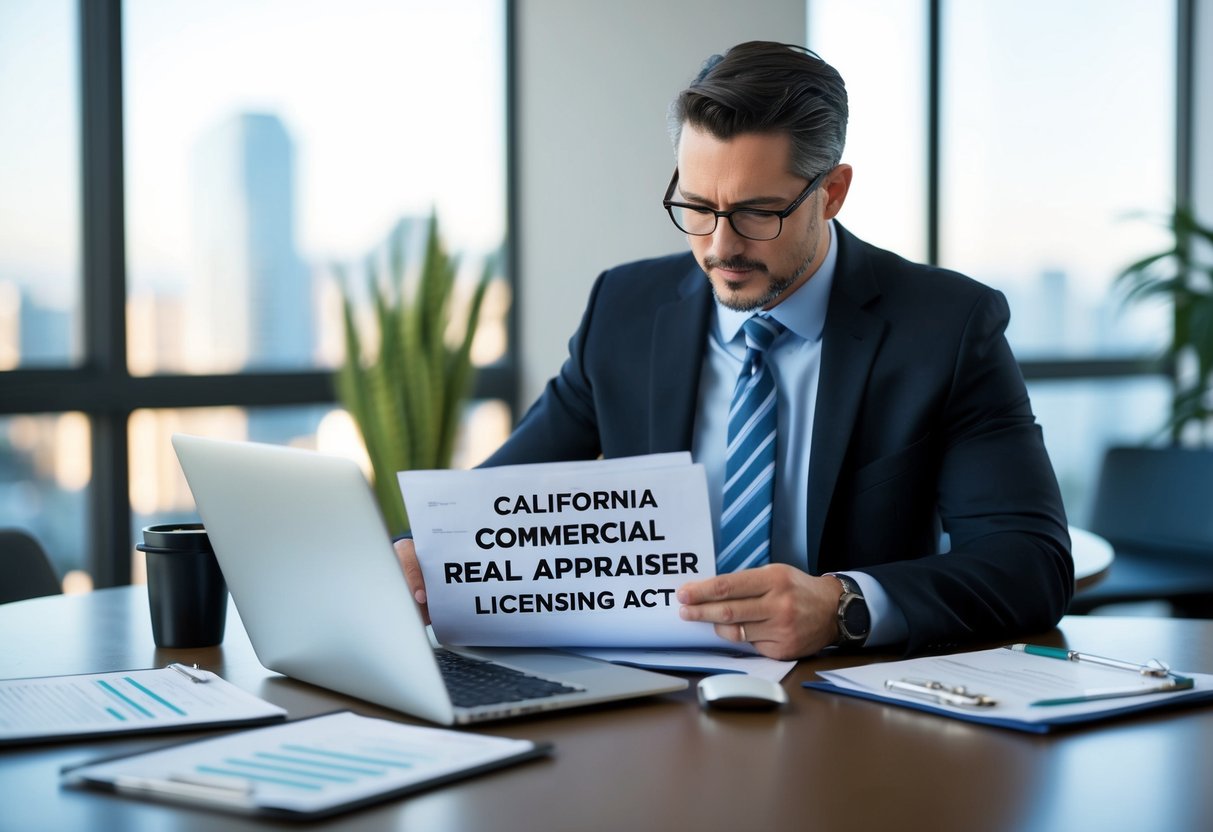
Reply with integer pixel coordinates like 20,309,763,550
484,224,1073,654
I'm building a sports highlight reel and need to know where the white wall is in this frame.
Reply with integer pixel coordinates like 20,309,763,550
514,0,807,406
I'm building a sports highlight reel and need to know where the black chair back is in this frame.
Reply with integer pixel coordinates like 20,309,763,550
1089,446,1213,557
0,529,62,604
1071,446,1213,616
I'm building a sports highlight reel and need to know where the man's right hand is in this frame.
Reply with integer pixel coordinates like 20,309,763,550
393,538,430,624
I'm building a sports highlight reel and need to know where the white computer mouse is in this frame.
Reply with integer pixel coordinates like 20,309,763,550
697,674,788,710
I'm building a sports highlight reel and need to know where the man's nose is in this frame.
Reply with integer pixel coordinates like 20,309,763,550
706,217,748,261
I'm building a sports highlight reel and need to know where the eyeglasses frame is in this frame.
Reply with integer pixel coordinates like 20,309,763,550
662,166,832,241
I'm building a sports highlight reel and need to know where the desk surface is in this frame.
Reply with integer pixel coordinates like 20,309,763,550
2,588,1210,832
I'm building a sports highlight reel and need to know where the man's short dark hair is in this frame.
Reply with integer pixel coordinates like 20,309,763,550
669,41,848,181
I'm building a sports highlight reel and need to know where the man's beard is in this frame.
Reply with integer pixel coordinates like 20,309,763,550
703,243,818,312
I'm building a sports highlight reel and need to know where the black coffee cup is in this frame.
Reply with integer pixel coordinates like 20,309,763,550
137,523,228,648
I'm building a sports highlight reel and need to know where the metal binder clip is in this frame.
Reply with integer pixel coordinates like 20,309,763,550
1142,658,1172,678
885,677,997,708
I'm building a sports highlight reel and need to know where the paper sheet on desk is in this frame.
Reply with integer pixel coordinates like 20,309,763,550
0,666,285,745
400,454,733,649
811,647,1213,732
570,648,795,681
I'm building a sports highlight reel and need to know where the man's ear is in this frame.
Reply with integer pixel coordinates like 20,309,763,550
821,164,853,221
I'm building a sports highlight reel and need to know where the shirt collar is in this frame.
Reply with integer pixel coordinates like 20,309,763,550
716,218,838,346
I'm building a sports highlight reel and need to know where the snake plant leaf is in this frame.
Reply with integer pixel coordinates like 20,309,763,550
332,212,498,535
439,256,494,466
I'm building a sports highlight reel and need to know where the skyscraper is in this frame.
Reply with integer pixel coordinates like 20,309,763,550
189,113,311,373
189,112,315,445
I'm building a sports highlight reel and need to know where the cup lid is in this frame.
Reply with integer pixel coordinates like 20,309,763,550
138,523,212,552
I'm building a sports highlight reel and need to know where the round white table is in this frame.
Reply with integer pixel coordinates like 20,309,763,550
1070,525,1114,590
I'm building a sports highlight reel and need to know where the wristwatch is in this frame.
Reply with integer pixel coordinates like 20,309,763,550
832,574,870,647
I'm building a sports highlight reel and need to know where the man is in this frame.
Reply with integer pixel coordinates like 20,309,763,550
397,41,1072,660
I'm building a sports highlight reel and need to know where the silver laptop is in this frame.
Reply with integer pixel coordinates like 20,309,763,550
171,434,687,725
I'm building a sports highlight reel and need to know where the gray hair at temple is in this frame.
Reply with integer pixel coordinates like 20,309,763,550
667,41,849,182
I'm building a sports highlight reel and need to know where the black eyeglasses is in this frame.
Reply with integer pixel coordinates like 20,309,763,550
662,167,830,241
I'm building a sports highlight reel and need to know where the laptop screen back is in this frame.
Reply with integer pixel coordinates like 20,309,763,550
171,434,455,724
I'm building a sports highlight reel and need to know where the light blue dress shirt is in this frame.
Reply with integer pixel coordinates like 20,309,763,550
691,221,908,647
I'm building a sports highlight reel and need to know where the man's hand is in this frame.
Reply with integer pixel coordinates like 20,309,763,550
393,538,430,625
676,565,843,660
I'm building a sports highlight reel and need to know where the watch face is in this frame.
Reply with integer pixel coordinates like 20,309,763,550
842,595,870,639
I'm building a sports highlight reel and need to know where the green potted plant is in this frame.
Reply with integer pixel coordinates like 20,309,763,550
1116,203,1213,443
334,212,494,535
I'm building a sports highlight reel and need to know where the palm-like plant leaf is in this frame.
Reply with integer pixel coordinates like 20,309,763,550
1118,204,1213,442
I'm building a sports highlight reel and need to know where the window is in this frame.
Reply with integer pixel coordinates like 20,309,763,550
939,0,1175,360
809,0,1181,520
0,414,89,588
1029,378,1171,523
0,1,81,369
123,0,508,375
0,1,514,589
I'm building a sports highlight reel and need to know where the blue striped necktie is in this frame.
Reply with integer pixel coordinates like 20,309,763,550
717,315,786,573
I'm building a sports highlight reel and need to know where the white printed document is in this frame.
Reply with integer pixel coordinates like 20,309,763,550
62,711,548,819
400,453,735,649
0,665,286,745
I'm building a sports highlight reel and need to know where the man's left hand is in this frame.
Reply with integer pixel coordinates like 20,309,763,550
676,566,843,660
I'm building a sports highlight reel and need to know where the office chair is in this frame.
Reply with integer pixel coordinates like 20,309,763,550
0,528,62,604
1068,446,1213,617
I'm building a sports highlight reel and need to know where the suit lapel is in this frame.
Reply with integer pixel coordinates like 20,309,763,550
650,263,713,453
806,227,886,573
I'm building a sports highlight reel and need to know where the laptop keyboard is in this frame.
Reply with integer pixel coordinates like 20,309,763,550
435,649,584,708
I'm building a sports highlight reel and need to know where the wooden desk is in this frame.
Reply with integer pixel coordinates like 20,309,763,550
2,587,1211,832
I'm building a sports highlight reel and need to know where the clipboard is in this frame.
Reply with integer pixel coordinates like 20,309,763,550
805,645,1213,734
61,711,553,820
0,665,286,746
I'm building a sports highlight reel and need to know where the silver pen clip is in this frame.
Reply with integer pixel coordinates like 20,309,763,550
168,663,209,683
1059,649,1174,678
885,677,997,708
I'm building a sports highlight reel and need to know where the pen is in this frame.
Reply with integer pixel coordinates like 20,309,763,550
1006,643,1171,677
1006,643,1195,706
